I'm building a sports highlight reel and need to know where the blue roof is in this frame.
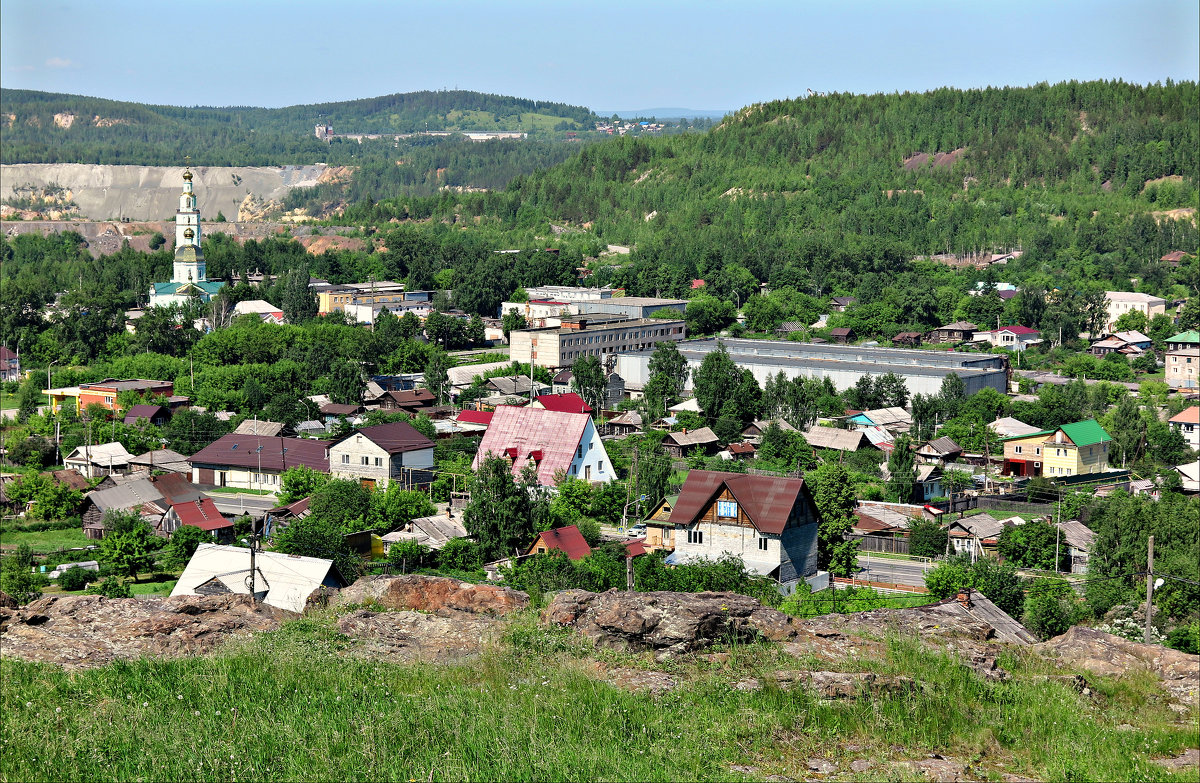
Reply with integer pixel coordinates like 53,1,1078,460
151,280,226,296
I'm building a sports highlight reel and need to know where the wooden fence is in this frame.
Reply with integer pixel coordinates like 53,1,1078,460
845,534,910,555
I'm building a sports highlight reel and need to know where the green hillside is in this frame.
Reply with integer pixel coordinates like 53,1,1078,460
337,80,1197,338
0,88,599,166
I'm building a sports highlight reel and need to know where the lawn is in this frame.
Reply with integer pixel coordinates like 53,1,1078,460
0,526,90,553
1,611,1196,782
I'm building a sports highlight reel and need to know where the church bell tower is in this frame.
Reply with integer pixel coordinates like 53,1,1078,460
172,167,206,285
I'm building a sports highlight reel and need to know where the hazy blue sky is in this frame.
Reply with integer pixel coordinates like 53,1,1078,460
2,0,1197,111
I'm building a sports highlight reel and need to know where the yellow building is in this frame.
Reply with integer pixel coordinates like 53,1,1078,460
642,494,679,552
1000,430,1052,477
1040,420,1112,478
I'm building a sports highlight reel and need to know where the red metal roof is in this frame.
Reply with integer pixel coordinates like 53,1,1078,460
473,406,591,486
188,435,330,473
995,325,1039,335
173,498,230,531
456,409,494,425
385,389,436,408
0,346,17,361
670,470,811,535
625,538,648,557
535,392,592,414
727,442,756,455
529,525,592,560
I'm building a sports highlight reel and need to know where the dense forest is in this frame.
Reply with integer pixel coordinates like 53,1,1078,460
0,88,600,166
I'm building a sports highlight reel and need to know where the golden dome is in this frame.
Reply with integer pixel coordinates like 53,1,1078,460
184,227,195,239
183,170,193,181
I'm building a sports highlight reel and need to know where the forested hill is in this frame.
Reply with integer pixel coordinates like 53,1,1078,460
392,80,1197,303
0,88,599,165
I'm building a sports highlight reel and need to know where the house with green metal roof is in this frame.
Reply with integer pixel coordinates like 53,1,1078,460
1042,420,1112,478
1166,331,1200,391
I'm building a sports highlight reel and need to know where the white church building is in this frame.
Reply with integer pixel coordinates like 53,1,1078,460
148,168,226,306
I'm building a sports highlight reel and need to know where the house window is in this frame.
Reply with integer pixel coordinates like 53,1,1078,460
758,536,768,551
1014,445,1022,455
341,454,350,464
375,457,383,467
361,456,370,465
716,500,738,518
687,528,704,544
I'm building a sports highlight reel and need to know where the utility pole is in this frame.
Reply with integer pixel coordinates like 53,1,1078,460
1054,523,1061,573
1144,535,1154,644
248,535,258,604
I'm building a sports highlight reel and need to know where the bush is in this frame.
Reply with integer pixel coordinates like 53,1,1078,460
436,538,483,572
85,577,132,598
56,565,94,591
1023,582,1073,641
1165,623,1200,655
908,518,948,559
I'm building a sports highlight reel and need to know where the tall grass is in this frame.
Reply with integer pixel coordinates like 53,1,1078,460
0,610,1195,782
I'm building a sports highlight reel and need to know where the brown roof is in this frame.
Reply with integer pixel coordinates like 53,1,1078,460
385,389,436,408
830,327,853,336
727,442,756,455
320,403,364,417
188,435,330,472
51,469,91,491
339,421,434,455
670,470,811,535
664,427,718,448
529,525,592,560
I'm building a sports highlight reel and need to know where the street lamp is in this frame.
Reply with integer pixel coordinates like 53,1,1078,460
621,494,648,533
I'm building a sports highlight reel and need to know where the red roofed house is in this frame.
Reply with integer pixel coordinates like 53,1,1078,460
976,325,1043,352
0,346,19,383
455,409,494,432
124,404,170,427
665,470,820,594
1169,406,1200,450
527,525,592,560
532,392,593,415
165,497,232,540
473,406,614,486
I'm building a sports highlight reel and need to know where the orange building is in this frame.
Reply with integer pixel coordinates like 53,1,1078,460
77,379,174,412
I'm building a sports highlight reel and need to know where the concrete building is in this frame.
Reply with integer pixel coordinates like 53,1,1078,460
509,315,686,369
328,421,435,490
575,296,688,320
522,285,614,303
499,299,574,327
615,338,1008,398
1104,291,1167,332
317,282,429,315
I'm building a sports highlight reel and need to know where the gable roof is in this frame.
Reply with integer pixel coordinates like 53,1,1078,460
382,389,436,408
664,427,719,448
1166,330,1200,345
188,435,330,473
858,407,912,429
937,321,978,331
534,393,593,414
920,436,962,455
336,421,434,455
994,325,1039,336
949,513,1003,540
456,409,494,425
51,469,91,491
1058,420,1111,447
473,406,592,486
0,346,17,362
529,525,592,560
670,470,811,535
234,419,284,437
1055,520,1095,552
727,442,756,455
64,442,134,465
802,426,865,452
173,498,230,531
988,417,1040,438
1169,406,1200,425
124,404,167,423
171,543,344,613
128,449,191,473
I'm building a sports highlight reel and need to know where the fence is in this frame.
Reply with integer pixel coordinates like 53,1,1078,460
845,534,910,555
976,496,1056,515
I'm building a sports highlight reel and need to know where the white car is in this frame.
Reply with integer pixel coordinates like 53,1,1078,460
626,525,647,538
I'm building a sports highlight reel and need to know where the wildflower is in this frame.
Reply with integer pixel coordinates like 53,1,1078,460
55,707,61,714
142,702,148,707
177,695,183,700
216,710,221,715
24,702,31,708
194,711,201,716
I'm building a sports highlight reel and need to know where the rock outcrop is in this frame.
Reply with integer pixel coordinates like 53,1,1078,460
337,609,499,663
1,594,290,668
335,575,529,616
1036,626,1200,708
542,589,798,657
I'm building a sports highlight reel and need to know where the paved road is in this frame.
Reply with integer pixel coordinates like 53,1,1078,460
210,494,278,519
855,554,935,588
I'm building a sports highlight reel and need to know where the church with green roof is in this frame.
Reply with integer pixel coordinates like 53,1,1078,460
148,168,226,307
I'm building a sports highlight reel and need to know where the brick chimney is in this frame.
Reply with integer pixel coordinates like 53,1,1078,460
956,589,972,608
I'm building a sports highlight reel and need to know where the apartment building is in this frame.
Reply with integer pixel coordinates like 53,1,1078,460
1104,291,1167,332
508,315,686,368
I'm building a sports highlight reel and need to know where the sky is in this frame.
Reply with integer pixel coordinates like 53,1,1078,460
2,0,1197,112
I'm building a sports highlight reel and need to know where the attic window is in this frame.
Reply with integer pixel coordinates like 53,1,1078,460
231,444,239,450
716,500,738,518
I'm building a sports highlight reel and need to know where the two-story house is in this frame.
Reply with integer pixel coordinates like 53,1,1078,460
1041,420,1112,478
665,470,820,594
0,346,19,383
1165,331,1200,391
472,405,615,487
1168,406,1200,450
1001,429,1051,477
328,421,435,490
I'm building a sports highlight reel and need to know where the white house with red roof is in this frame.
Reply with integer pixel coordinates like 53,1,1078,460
164,497,232,540
472,406,614,486
1169,406,1200,450
974,325,1043,351
0,346,19,383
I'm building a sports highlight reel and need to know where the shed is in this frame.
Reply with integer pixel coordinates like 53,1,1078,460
527,525,592,560
171,543,348,614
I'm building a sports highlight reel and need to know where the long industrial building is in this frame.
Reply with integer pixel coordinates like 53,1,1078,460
615,338,1008,397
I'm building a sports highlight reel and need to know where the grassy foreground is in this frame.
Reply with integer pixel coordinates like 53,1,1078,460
1,611,1196,782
